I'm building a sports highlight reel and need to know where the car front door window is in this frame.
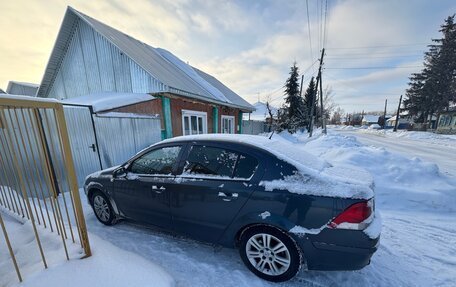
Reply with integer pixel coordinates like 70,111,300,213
130,146,181,175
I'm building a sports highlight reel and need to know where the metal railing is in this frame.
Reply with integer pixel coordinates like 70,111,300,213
0,96,91,284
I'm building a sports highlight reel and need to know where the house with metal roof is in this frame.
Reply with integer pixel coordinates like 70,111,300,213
6,81,39,96
38,6,254,139
361,115,380,126
436,110,456,134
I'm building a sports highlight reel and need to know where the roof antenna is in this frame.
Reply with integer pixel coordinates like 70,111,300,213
269,130,274,139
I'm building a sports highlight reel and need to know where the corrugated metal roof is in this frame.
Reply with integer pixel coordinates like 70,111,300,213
193,67,253,110
6,81,39,96
7,81,39,88
38,6,254,112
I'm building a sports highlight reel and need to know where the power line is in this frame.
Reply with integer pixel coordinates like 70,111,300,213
326,43,430,49
264,60,320,105
326,54,423,60
328,50,426,57
319,0,323,52
325,65,423,70
303,59,319,75
324,72,400,96
332,90,403,96
305,0,314,63
323,0,329,49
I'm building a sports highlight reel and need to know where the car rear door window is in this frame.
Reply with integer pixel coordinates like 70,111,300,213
184,146,238,178
130,146,181,175
184,145,258,180
233,154,258,179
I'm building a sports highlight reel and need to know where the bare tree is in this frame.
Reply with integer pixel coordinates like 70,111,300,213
265,95,275,132
323,86,336,119
330,107,345,124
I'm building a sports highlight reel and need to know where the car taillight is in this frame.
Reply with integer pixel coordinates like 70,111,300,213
329,199,373,230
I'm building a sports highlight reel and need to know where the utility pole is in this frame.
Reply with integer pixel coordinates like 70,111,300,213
309,48,325,137
299,74,304,96
393,95,402,132
382,99,388,129
319,63,326,134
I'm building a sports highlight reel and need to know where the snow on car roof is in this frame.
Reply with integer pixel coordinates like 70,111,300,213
162,134,374,199
162,133,328,171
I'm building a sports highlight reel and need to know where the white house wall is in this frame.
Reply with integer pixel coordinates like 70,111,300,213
48,19,165,100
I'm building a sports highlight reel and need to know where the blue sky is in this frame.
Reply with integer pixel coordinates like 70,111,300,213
1,0,455,113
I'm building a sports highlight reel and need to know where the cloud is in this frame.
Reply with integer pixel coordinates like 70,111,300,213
0,0,454,114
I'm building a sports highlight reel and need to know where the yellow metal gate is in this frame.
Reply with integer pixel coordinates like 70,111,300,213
0,95,91,283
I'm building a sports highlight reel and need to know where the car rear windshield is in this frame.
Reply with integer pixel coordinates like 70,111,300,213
184,145,258,179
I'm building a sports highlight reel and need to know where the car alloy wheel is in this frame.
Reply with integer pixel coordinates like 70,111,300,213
91,191,115,225
246,233,291,276
239,226,301,282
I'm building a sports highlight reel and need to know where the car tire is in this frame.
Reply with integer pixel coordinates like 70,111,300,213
90,191,116,226
239,225,302,282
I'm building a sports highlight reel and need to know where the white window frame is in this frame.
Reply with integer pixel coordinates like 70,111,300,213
182,109,208,135
221,115,235,134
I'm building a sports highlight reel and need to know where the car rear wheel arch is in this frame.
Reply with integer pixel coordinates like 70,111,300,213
236,223,299,251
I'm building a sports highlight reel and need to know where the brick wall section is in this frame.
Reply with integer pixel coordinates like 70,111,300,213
108,93,242,136
113,98,164,128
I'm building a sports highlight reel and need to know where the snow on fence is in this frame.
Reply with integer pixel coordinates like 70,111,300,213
0,96,91,284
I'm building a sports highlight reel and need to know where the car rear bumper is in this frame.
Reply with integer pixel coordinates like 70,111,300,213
293,228,380,271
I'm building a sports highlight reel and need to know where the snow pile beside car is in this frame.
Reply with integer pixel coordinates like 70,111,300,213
302,132,456,213
0,209,174,287
360,129,456,147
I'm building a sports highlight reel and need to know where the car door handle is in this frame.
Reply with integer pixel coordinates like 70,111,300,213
152,185,166,194
218,192,238,202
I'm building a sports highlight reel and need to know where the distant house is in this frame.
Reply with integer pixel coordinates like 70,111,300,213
361,115,380,126
38,6,254,139
243,102,277,121
242,102,277,134
6,81,39,96
386,115,411,129
436,110,456,134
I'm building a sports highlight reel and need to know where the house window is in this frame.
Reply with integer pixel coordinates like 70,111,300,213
221,115,235,134
182,110,207,135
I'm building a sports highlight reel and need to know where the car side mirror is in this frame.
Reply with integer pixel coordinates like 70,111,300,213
113,167,127,178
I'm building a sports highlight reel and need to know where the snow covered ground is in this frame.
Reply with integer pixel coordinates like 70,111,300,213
340,128,456,177
0,204,173,287
1,128,455,287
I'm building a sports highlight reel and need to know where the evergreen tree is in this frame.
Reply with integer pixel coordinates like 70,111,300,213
277,62,307,133
303,77,316,130
404,15,456,125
